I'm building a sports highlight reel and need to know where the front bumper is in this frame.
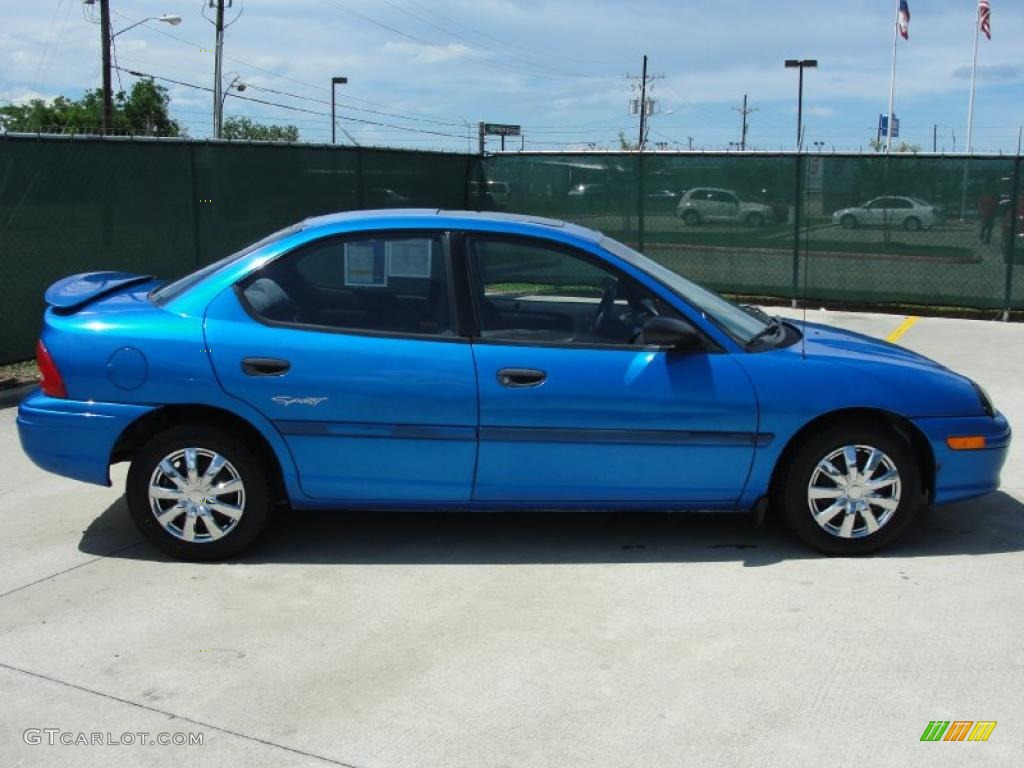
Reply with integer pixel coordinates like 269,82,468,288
17,390,155,486
913,411,1012,505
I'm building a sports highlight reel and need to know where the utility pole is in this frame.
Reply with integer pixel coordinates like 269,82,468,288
637,55,648,150
212,0,227,138
687,136,693,151
732,94,757,151
933,124,937,152
627,55,662,151
99,0,112,134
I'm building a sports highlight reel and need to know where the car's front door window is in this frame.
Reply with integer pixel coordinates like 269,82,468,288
466,236,679,346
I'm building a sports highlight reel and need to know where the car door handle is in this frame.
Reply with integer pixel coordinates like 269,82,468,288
241,357,291,376
497,368,546,388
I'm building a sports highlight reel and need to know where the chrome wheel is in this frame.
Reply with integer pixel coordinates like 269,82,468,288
148,447,246,543
806,444,901,539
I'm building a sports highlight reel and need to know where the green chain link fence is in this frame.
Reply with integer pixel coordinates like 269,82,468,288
484,151,1023,311
1,135,1020,363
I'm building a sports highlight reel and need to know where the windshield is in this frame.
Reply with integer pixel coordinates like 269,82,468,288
600,237,771,345
151,223,301,306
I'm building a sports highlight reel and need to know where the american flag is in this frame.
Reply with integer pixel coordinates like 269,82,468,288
898,0,911,40
979,0,991,40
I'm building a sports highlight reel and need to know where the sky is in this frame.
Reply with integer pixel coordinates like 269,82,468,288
1,0,1022,153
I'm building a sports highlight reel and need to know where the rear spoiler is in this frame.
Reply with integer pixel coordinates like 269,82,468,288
44,271,154,314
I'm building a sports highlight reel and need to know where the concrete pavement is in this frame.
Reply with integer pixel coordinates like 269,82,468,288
1,309,1022,767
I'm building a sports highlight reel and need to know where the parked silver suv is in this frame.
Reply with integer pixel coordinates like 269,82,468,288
676,187,774,227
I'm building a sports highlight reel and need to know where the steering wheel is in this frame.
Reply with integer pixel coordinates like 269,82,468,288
628,297,661,344
592,278,618,335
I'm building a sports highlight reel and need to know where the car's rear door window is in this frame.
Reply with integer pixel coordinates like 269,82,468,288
238,232,455,337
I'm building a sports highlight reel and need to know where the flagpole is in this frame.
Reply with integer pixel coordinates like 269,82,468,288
966,6,981,153
886,0,899,153
960,5,981,221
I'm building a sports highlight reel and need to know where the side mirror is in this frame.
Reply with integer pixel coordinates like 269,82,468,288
640,316,706,351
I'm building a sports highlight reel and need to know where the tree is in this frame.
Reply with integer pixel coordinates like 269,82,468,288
617,130,639,151
221,116,299,142
869,138,921,154
0,80,180,136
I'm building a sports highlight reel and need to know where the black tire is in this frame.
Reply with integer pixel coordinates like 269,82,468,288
682,209,701,226
840,214,858,230
746,212,765,228
127,425,270,561
774,421,923,555
904,216,922,232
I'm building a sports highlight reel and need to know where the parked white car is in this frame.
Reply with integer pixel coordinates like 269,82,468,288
676,187,774,227
832,196,943,232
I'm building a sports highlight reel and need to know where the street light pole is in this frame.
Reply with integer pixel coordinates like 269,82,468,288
220,74,245,132
331,76,348,144
785,59,816,309
784,59,817,150
95,1,182,135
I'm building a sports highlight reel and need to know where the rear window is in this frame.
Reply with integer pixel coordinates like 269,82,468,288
151,224,301,306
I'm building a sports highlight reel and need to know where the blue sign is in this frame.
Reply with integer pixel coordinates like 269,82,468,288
878,114,900,138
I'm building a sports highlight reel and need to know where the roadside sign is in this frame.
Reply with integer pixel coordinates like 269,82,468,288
483,123,521,137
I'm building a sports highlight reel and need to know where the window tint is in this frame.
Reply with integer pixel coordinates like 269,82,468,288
468,237,678,346
239,233,453,337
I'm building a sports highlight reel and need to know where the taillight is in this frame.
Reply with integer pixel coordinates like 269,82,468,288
36,339,67,398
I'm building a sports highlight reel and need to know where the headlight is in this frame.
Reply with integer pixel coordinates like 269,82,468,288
970,380,995,417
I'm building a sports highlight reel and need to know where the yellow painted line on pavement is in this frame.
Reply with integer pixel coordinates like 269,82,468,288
886,315,919,343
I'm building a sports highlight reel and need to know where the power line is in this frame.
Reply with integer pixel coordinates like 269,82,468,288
374,0,614,79
319,0,617,82
400,0,633,66
117,67,468,140
110,8,479,128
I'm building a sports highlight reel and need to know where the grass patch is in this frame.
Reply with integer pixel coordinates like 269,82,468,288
0,359,39,389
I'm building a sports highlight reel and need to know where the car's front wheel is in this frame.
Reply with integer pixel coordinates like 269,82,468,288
840,214,858,229
776,422,923,555
682,209,701,226
127,425,270,560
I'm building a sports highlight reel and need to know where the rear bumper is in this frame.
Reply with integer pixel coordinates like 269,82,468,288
16,390,155,486
913,412,1012,505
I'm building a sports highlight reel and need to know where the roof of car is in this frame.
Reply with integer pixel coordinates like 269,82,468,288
302,209,604,243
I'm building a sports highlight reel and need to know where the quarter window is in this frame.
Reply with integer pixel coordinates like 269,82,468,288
238,233,454,337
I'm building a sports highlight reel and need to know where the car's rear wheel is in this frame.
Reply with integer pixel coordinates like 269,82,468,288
127,425,270,560
776,422,923,555
840,214,858,229
904,216,922,232
682,209,701,226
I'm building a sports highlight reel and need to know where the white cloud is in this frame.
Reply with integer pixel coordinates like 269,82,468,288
383,41,479,65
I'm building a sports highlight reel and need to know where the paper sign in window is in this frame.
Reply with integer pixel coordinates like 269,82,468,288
344,242,386,287
386,239,432,278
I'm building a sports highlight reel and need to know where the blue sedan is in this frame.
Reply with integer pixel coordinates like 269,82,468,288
17,210,1010,559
